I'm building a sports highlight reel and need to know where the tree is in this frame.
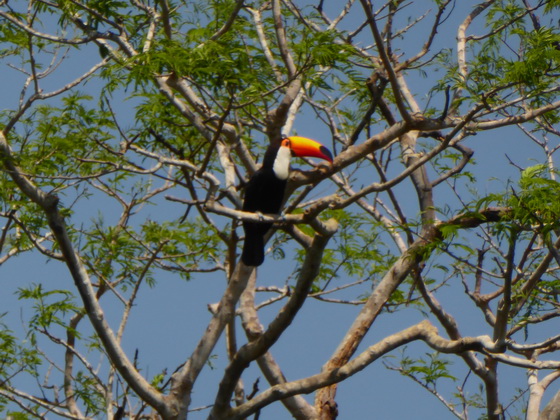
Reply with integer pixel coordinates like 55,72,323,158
1,0,560,419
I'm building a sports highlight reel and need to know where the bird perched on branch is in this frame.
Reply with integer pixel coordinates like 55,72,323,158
241,136,333,266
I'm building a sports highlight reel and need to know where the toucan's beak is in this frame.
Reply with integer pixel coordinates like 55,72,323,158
283,136,333,162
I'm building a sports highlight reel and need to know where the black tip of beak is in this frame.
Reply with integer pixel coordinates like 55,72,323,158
320,145,333,162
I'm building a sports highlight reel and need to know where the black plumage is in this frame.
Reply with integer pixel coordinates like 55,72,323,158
241,142,286,266
240,136,333,266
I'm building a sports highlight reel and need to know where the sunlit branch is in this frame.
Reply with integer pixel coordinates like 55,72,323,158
237,267,318,419
272,0,296,78
211,221,337,418
247,6,283,82
0,8,104,45
359,0,411,123
232,319,534,420
0,386,89,420
170,263,255,418
453,0,496,111
527,370,560,420
472,99,560,130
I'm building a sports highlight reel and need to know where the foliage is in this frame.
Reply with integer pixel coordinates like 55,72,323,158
509,164,560,230
390,349,457,386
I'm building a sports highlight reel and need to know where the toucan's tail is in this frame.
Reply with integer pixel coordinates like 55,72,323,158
241,231,264,266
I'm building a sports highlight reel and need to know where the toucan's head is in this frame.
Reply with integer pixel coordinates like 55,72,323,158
281,136,333,163
269,135,333,181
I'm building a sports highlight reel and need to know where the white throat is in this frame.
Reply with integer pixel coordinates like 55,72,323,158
273,146,291,180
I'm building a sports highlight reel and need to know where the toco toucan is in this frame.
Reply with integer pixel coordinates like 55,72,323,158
241,136,333,266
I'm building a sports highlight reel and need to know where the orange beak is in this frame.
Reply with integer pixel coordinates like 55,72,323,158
282,136,333,162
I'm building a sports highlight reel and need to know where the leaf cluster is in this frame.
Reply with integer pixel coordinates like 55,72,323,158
389,349,457,387
0,318,43,383
505,27,560,89
17,283,79,333
508,164,560,234
292,209,393,293
8,92,119,181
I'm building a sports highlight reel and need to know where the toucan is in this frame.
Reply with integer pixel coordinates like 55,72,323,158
241,136,333,266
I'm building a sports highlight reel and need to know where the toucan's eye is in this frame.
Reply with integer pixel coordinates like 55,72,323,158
281,139,291,148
